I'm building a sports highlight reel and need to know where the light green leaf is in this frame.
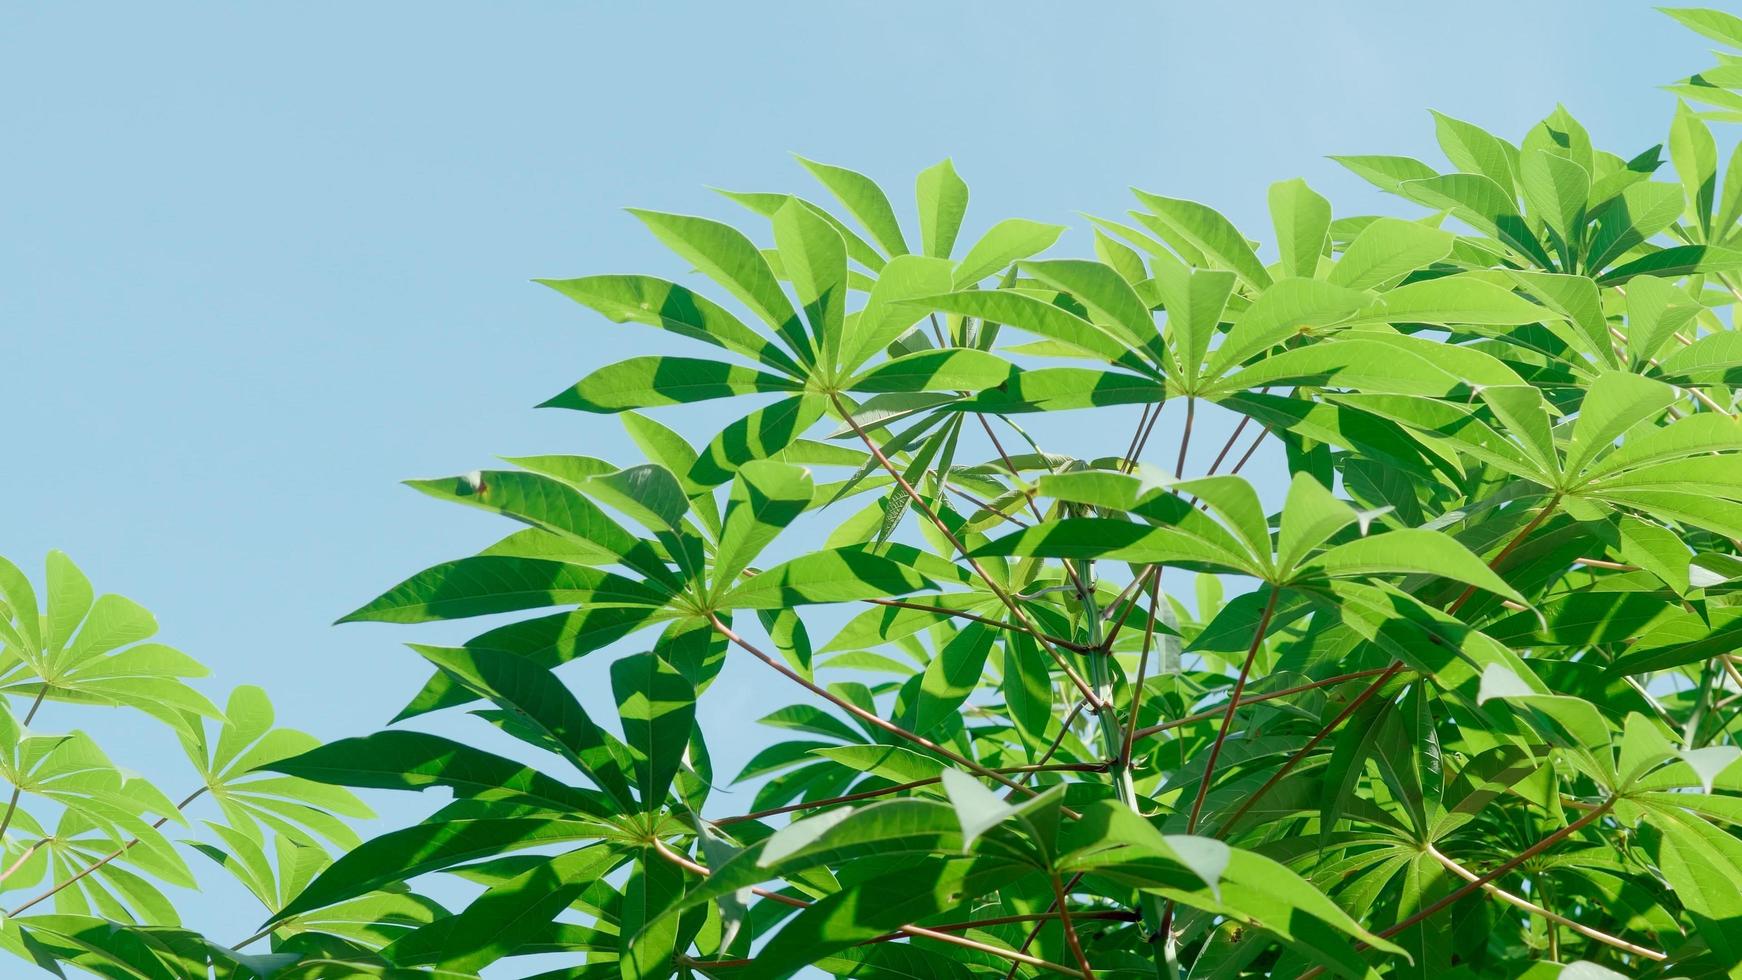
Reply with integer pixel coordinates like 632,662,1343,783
915,159,968,259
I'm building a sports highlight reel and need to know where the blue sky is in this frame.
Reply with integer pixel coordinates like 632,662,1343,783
0,0,1715,968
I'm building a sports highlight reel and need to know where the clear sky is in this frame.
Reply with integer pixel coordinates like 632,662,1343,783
0,0,1717,970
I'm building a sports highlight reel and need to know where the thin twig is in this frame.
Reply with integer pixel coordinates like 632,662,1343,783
1004,871,1088,980
1015,701,1092,792
1227,424,1270,476
830,392,1102,707
8,786,208,917
1051,871,1097,978
1128,666,1398,741
864,598,1095,652
655,837,1089,977
1184,587,1280,833
716,763,1106,826
1215,662,1405,834
707,613,1043,799
1426,844,1665,961
1120,570,1163,768
1174,396,1196,479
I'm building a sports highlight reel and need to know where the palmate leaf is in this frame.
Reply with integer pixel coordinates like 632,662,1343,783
0,553,220,738
410,645,635,810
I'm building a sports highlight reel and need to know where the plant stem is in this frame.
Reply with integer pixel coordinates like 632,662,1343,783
976,412,1047,524
1448,495,1560,615
1300,800,1619,980
1120,570,1163,768
1003,871,1086,980
715,762,1105,826
1227,425,1270,476
1051,871,1097,979
1079,559,1169,976
1685,658,1717,748
1204,416,1251,476
864,598,1095,652
1429,846,1664,957
1127,667,1397,741
1184,586,1280,834
1215,662,1405,834
0,689,51,846
707,613,1045,799
1122,403,1157,472
1377,801,1613,942
1174,396,1195,479
862,908,1138,944
1014,700,1091,791
655,837,1090,977
8,785,208,917
0,839,44,883
831,392,1103,707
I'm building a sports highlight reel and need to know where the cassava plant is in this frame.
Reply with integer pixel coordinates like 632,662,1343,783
252,8,1742,979
0,553,397,978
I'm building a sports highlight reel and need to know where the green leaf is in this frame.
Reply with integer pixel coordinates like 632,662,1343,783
720,547,935,609
1520,149,1589,242
272,816,603,923
536,275,802,376
1399,173,1555,269
772,198,849,370
847,348,1015,394
1431,110,1519,194
1275,472,1358,577
1326,218,1455,291
610,653,696,812
1134,191,1273,289
384,844,623,972
841,254,958,372
628,210,811,364
1301,528,1529,605
264,730,613,818
541,356,799,413
796,156,909,256
1477,665,1615,782
913,624,993,735
338,556,673,624
952,218,1065,287
1663,7,1742,48
1268,178,1332,279
1670,100,1718,234
1354,275,1558,326
915,159,968,259
1598,243,1742,284
710,461,815,594
689,393,827,488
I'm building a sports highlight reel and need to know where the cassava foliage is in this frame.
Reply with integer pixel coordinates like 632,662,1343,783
19,6,1742,980
0,553,391,977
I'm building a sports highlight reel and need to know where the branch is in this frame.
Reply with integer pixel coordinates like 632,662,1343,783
654,836,1089,977
707,613,1050,801
1184,587,1280,833
830,392,1102,707
1128,666,1398,741
1215,662,1405,834
864,598,1096,652
1173,396,1196,479
1004,871,1088,980
1051,870,1097,979
1120,570,1163,768
8,786,208,917
1425,844,1665,961
0,689,51,845
715,762,1106,827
